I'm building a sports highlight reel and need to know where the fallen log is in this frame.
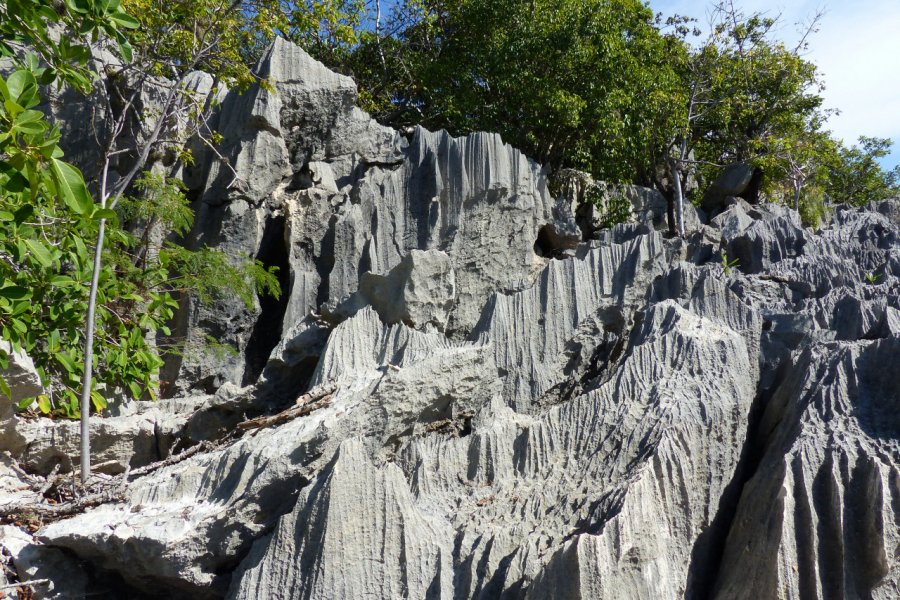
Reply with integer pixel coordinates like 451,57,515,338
0,488,124,520
237,395,332,432
0,578,50,591
127,441,213,479
294,381,337,407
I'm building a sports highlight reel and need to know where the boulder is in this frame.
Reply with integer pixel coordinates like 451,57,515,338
359,249,457,332
701,162,755,213
0,340,43,418
0,395,200,476
0,526,88,599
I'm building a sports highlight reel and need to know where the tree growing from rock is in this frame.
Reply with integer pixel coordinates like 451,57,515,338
0,0,281,482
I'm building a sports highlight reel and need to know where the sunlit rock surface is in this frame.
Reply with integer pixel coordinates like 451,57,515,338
2,39,898,600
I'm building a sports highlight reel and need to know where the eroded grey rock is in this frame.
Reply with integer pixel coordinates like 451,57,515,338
702,162,755,212
0,340,43,413
0,526,87,600
25,36,900,600
169,39,576,392
228,301,756,599
713,337,900,600
3,406,188,476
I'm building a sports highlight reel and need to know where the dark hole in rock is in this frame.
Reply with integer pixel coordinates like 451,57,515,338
243,214,291,385
533,224,572,259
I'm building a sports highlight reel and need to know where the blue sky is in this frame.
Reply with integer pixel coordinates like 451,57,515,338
647,0,900,170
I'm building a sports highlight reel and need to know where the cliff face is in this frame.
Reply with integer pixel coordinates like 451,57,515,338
2,39,900,599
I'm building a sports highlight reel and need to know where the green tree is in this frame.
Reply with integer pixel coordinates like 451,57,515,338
68,0,286,481
1,0,144,483
335,0,680,182
0,0,282,482
646,3,828,234
0,0,138,92
825,136,900,206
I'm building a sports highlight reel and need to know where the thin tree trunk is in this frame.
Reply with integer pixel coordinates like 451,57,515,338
375,0,386,74
669,157,685,237
76,1,240,485
78,77,187,483
79,217,106,484
666,192,676,236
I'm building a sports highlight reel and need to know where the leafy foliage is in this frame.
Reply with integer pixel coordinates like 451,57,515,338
584,183,633,230
0,69,165,416
120,0,264,90
365,0,679,181
0,0,138,91
720,253,740,276
0,70,279,417
119,174,281,311
825,137,900,207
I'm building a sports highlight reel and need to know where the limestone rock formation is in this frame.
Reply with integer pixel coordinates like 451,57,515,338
1,39,898,600
0,341,43,410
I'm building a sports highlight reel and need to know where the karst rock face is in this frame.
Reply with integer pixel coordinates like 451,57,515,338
2,39,899,600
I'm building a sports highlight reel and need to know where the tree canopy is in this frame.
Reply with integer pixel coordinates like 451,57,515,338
250,0,897,228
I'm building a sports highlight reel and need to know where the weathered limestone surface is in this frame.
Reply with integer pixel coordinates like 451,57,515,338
1,38,898,600
165,38,577,394
0,340,43,411
713,337,900,600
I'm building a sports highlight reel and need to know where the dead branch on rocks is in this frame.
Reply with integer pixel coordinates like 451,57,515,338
0,578,50,591
295,382,337,407
237,395,332,432
0,487,124,520
0,442,220,525
126,441,214,479
37,464,61,497
236,382,337,432
0,385,339,524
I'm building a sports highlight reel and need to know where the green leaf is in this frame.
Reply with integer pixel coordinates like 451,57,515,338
13,204,34,224
37,394,52,414
117,37,133,63
72,234,89,263
0,286,32,300
48,329,60,352
16,121,45,135
65,0,91,15
49,275,77,286
55,352,78,375
6,71,37,105
92,207,118,221
0,375,10,400
90,390,108,412
4,98,24,118
111,11,140,29
37,68,57,86
14,109,45,125
24,239,54,267
51,159,94,215
10,319,27,334
17,396,35,410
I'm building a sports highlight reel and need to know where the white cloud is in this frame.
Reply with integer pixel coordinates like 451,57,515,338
648,0,900,168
